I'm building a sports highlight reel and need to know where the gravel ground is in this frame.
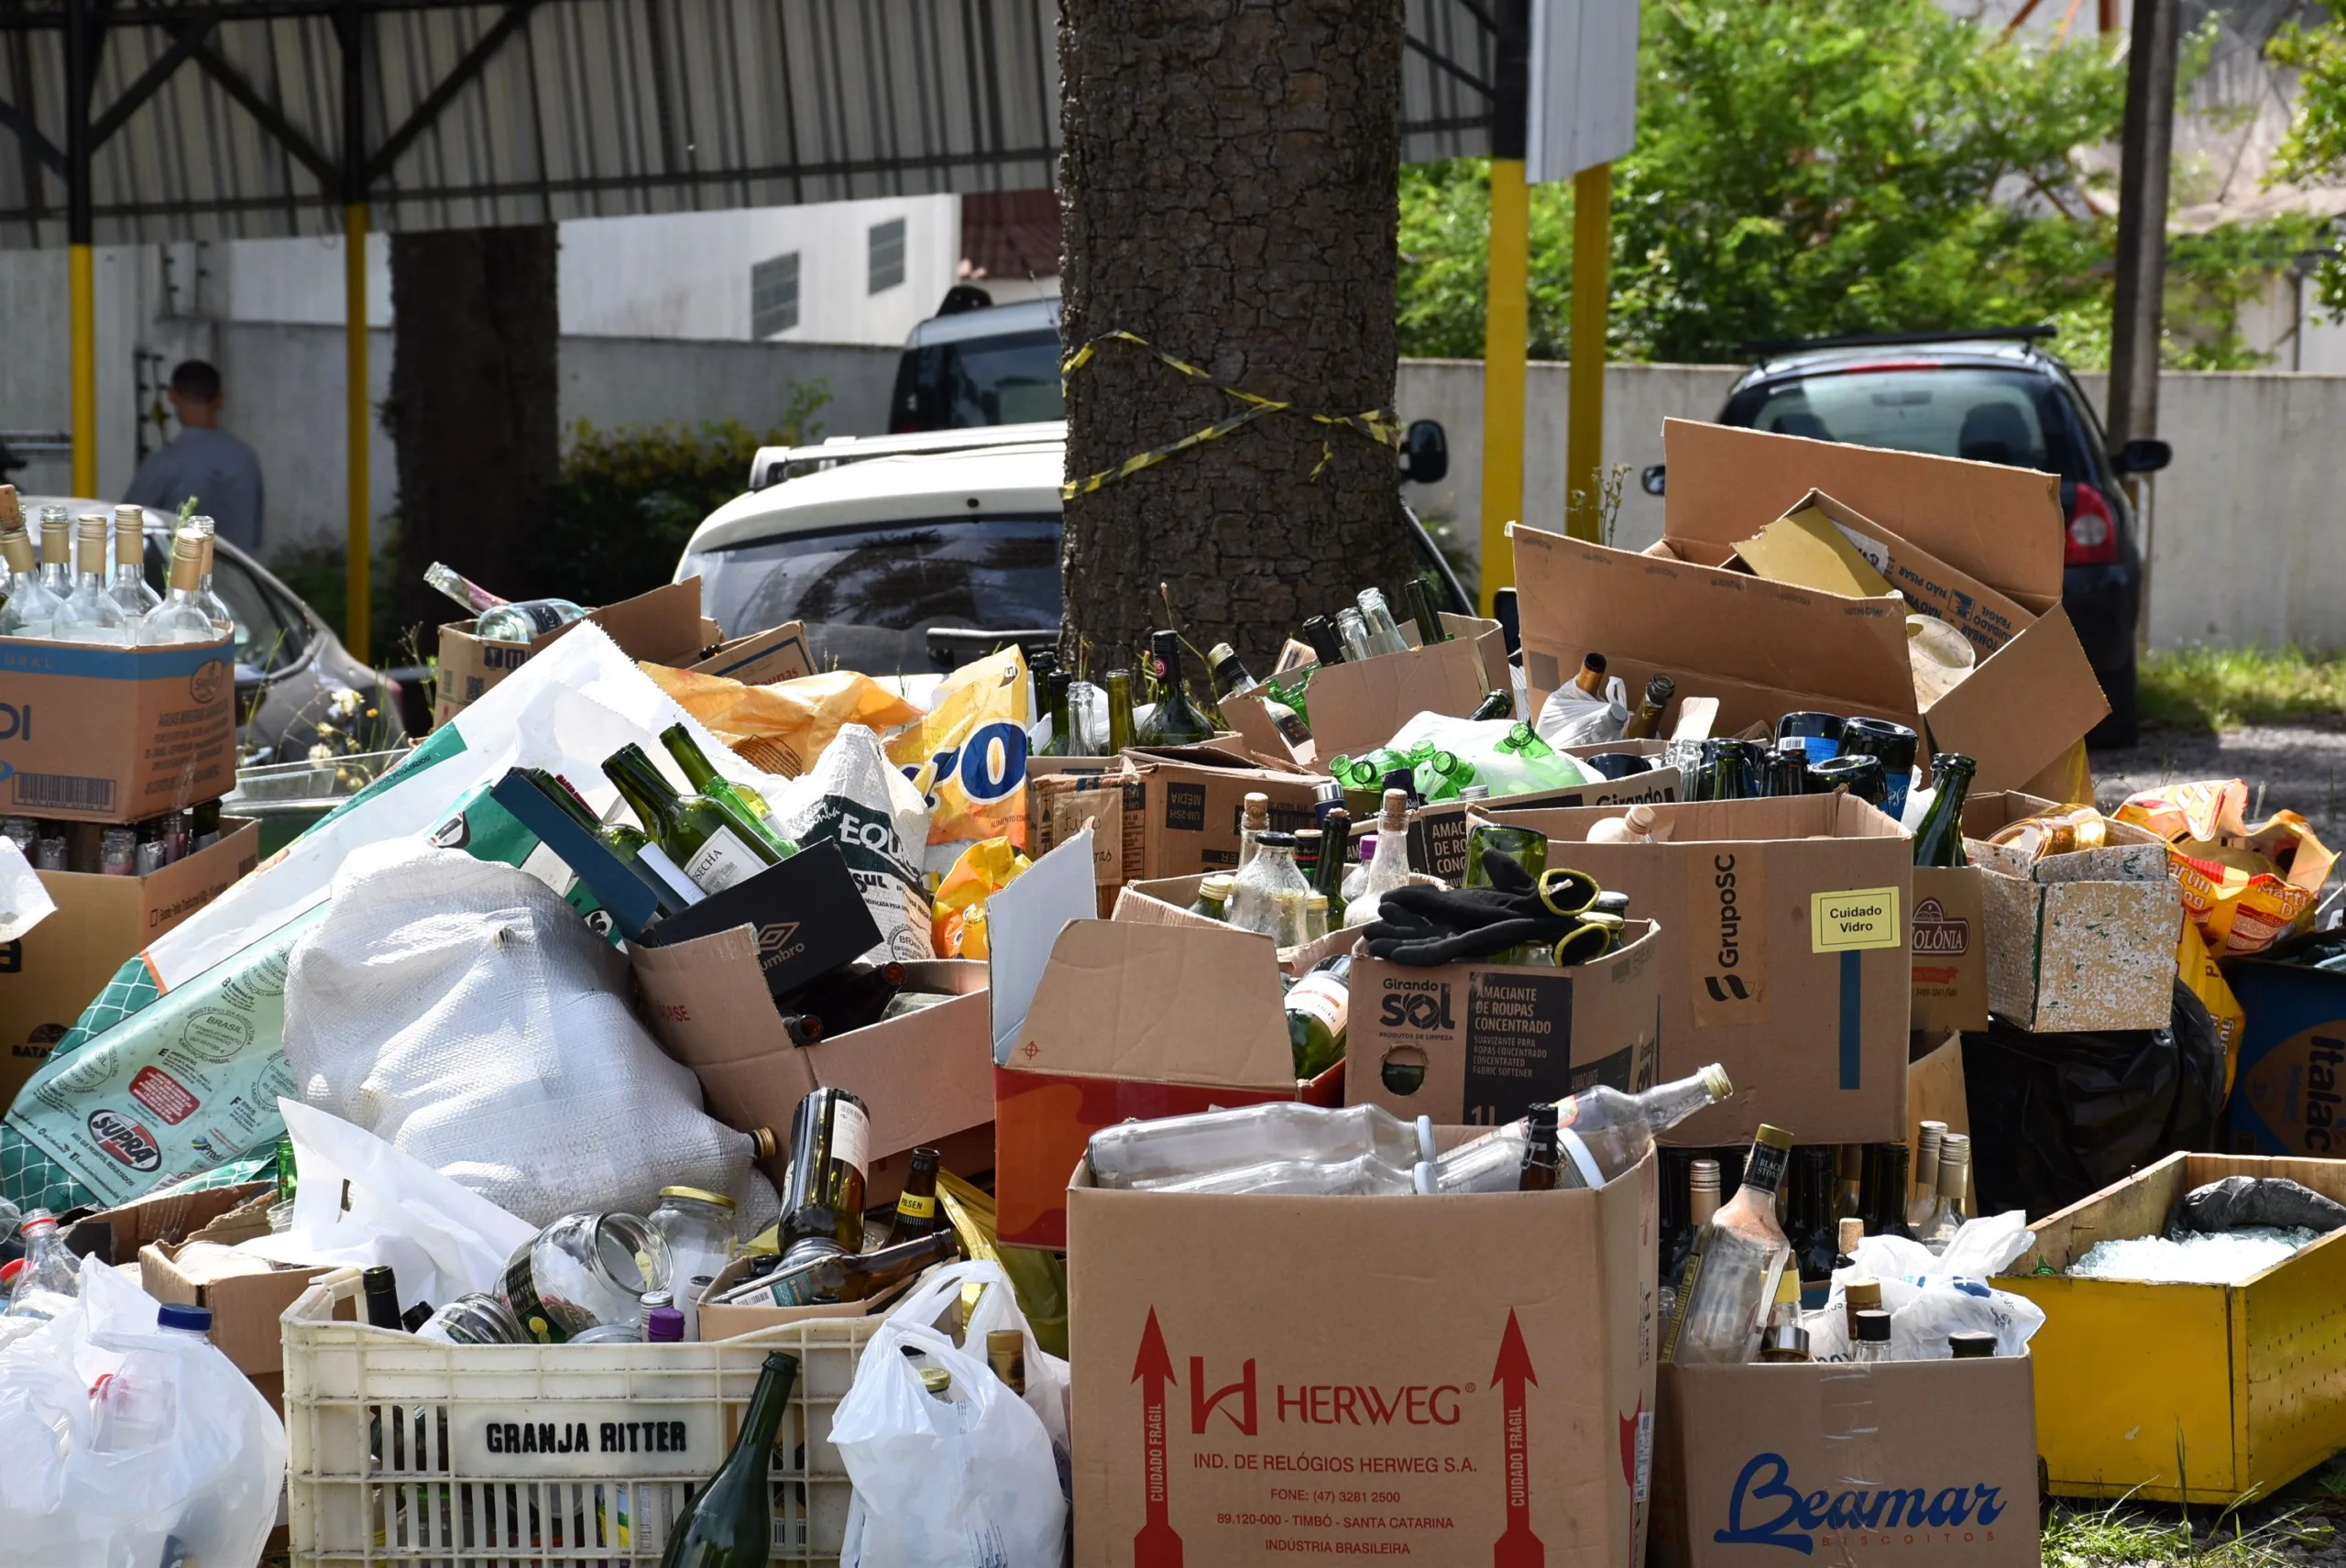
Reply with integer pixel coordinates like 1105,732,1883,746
2091,718,2346,850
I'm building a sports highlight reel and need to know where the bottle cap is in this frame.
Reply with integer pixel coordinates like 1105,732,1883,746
988,1329,1024,1357
1697,1064,1733,1102
1854,1308,1892,1343
920,1366,952,1396
1306,893,1328,911
658,1186,736,1211
1838,1217,1865,1255
1845,1277,1882,1312
640,1290,673,1310
1948,1332,1997,1359
645,1306,686,1343
1200,874,1235,899
1761,1321,1811,1361
1256,831,1298,848
158,1302,212,1332
1527,1102,1560,1134
1688,1158,1720,1191
1209,642,1238,667
749,1127,779,1160
1243,791,1269,820
1752,1124,1794,1152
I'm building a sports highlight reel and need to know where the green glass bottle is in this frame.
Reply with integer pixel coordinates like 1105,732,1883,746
1470,689,1514,721
1913,751,1977,868
1137,630,1216,746
658,1350,799,1568
1497,722,1557,760
1286,952,1352,1080
524,767,692,916
1104,669,1137,754
1038,671,1076,757
603,743,782,896
1406,576,1448,645
661,724,800,860
1416,750,1476,802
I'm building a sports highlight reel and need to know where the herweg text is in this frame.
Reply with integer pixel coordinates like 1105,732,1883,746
1192,1359,1465,1434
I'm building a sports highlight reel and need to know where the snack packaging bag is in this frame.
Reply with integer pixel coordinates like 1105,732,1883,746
931,837,1032,959
887,648,1033,873
641,663,925,777
2116,779,2338,956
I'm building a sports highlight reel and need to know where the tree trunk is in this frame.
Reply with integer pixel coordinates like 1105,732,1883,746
382,225,559,656
1058,0,1412,674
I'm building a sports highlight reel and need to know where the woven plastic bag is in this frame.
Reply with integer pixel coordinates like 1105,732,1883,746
280,838,778,1229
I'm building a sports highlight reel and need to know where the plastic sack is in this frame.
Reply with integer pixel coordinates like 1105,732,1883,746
832,1261,1067,1568
1801,1217,2044,1362
1383,712,1595,798
931,838,1031,959
0,836,52,944
2167,1175,2346,1237
1962,980,2226,1221
887,646,1033,872
1531,673,1628,749
641,663,926,779
280,839,780,1228
235,1101,536,1314
771,724,937,962
2115,778,2338,956
2177,921,2245,1093
0,1255,285,1568
870,1259,1070,1457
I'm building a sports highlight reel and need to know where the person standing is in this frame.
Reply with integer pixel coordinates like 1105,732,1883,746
123,360,265,553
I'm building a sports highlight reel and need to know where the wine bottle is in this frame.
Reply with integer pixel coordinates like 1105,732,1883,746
656,1351,799,1567
603,743,782,896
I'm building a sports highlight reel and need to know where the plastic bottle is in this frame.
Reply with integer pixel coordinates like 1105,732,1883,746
1087,1102,1438,1190
1431,1066,1735,1192
4,1209,79,1318
90,1302,213,1452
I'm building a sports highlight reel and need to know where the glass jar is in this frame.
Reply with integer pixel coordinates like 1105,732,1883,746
648,1187,737,1339
1227,831,1310,946
99,826,137,876
414,1292,528,1345
501,1212,672,1343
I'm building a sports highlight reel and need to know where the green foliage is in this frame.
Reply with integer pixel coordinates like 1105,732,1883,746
1398,0,2312,370
2270,5,2346,317
2043,1497,2322,1568
267,525,403,668
523,381,830,609
2140,643,2346,731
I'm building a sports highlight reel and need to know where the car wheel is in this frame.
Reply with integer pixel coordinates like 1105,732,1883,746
2086,660,2138,750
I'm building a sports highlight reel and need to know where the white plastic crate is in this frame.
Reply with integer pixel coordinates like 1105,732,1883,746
283,1272,878,1565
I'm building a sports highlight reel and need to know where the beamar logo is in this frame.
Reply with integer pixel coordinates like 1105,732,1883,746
1913,897,1969,956
1185,1354,1464,1434
1716,1453,2007,1552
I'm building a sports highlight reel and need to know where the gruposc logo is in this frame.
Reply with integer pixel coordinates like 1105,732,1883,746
1715,1452,2010,1552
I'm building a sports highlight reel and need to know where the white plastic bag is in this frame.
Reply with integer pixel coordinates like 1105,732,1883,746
833,1261,1067,1568
876,1261,1071,1457
280,839,781,1229
1382,712,1595,796
767,723,937,962
1532,673,1630,748
1803,1213,2045,1361
0,1256,285,1568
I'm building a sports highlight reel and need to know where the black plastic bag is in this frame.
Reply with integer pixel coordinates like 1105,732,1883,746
1961,981,2227,1222
2165,1176,2346,1237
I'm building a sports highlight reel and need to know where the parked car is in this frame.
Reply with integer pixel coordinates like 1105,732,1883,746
676,421,1459,673
888,292,1064,433
1641,327,2170,747
24,499,409,765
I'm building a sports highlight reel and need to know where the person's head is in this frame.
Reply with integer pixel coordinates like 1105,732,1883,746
166,360,223,430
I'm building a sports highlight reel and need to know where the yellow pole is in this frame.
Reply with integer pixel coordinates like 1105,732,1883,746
1478,157,1529,614
344,202,369,661
1564,162,1612,543
70,245,96,498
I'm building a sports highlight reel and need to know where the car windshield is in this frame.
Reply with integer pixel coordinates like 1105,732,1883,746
890,329,1065,431
1722,366,2087,482
685,516,1062,674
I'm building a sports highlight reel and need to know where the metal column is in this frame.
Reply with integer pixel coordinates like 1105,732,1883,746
1476,0,1530,612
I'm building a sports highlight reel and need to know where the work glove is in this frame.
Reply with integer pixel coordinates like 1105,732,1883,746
1363,852,1624,966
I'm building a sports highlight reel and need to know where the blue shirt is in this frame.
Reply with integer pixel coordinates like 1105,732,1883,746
124,428,266,554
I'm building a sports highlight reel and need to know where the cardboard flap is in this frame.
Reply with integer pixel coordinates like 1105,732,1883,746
1662,419,2065,601
539,577,709,663
1014,920,1295,1089
1292,618,1503,760
1921,603,2110,792
630,924,817,1075
988,829,1103,1062
1511,522,1914,713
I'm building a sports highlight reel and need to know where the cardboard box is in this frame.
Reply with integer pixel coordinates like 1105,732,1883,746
693,1252,913,1341
1475,795,1913,1145
1031,748,1323,899
140,1189,336,1376
0,817,260,1107
2220,950,2346,1157
2002,1151,2346,1502
432,578,709,726
71,1179,273,1266
1068,1140,1656,1568
1649,1356,2039,1568
1405,739,1683,883
0,632,237,823
1511,422,2110,794
1345,920,1662,1125
1962,791,2179,1033
1911,866,1989,1034
992,917,1343,1248
1275,612,1510,763
685,620,815,687
633,944,994,1183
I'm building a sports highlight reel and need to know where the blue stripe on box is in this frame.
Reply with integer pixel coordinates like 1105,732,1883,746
0,634,230,681
1839,948,1862,1090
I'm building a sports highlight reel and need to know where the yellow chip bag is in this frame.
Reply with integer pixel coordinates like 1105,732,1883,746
2176,920,2245,1095
2116,779,2338,957
641,663,924,777
932,836,1033,959
886,647,1034,863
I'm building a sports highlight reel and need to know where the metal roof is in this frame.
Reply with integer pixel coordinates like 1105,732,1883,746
0,0,1498,247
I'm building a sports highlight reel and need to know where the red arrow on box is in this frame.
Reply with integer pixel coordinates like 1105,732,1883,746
1134,1308,1185,1567
1493,1309,1544,1568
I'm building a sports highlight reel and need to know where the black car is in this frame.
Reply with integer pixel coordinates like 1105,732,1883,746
1651,327,2170,746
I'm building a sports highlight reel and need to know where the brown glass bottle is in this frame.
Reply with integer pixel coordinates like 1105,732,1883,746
890,1146,945,1242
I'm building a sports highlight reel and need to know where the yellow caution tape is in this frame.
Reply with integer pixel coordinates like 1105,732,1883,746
1058,330,1401,500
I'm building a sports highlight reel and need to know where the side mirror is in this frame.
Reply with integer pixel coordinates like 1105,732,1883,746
2115,437,2172,475
1402,420,1449,486
1640,464,1666,497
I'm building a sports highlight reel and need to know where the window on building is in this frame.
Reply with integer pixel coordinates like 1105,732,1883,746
869,218,907,295
751,251,801,339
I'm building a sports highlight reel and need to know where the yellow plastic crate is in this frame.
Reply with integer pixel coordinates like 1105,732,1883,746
2002,1151,2346,1504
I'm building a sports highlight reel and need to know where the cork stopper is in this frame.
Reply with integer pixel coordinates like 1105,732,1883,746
1838,1216,1865,1255
1380,788,1408,830
0,484,18,532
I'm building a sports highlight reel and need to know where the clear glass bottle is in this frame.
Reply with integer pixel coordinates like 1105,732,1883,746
1087,1102,1437,1190
33,827,65,872
109,505,160,619
54,513,129,643
1357,587,1410,656
648,1186,738,1342
414,1292,529,1345
1341,790,1414,929
499,1212,672,1343
1303,891,1330,943
1431,1065,1735,1193
35,508,72,607
422,559,586,641
0,817,30,858
1335,606,1375,662
0,525,54,639
1066,679,1106,756
1852,1308,1894,1363
3,1209,80,1319
1906,1121,1946,1232
91,1302,213,1451
1919,1132,1971,1254
1227,830,1310,944
137,529,217,644
1146,1149,1414,1197
183,518,236,632
1666,1124,1795,1365
1237,792,1270,869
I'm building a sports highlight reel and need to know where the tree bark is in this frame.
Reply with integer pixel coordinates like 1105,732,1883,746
1058,0,1413,673
382,225,560,654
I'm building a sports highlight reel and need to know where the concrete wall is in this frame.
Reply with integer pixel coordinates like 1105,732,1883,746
1395,358,2346,653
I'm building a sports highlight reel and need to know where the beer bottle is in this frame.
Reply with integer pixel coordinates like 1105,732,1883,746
1405,576,1448,645
889,1146,945,1243
987,1330,1028,1394
1311,806,1353,927
655,1350,798,1568
730,1230,964,1308
1103,669,1137,754
1619,674,1675,740
602,743,783,896
1138,630,1216,746
1303,615,1345,667
1912,752,1977,867
1518,1103,1562,1191
660,723,799,858
1573,652,1607,696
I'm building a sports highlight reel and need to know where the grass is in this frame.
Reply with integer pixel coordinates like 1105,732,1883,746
2045,1497,2328,1568
2141,645,2346,733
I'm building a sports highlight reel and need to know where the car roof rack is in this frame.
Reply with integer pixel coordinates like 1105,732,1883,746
748,420,1067,491
1737,324,2057,358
